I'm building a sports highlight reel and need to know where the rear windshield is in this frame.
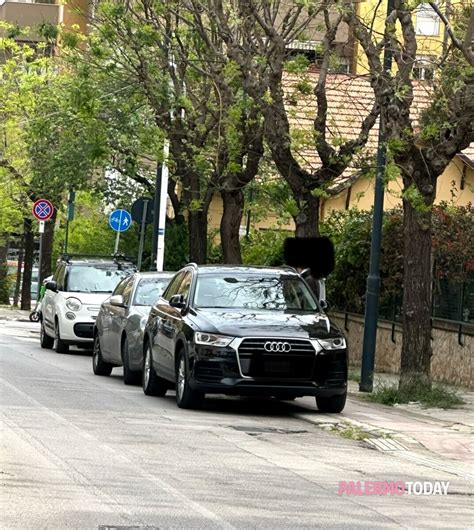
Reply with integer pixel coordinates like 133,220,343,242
133,277,172,306
66,265,133,293
194,274,318,311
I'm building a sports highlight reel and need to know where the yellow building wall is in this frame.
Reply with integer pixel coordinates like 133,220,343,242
354,0,452,74
62,0,89,34
323,155,474,218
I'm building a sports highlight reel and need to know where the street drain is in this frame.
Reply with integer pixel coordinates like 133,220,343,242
230,425,308,435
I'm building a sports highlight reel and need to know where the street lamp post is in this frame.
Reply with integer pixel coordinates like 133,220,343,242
359,0,395,392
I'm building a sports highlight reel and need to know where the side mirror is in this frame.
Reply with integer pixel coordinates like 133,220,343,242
320,299,331,312
169,294,185,309
110,294,126,307
45,280,57,292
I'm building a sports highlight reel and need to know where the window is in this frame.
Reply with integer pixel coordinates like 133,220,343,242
122,277,135,306
65,265,132,293
162,271,186,301
176,272,193,300
194,274,318,311
413,57,435,80
415,4,440,36
133,278,170,306
112,277,130,297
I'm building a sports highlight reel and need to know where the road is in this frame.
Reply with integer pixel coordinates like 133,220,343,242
1,320,472,529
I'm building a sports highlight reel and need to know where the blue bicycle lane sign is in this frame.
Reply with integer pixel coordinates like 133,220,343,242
109,209,132,232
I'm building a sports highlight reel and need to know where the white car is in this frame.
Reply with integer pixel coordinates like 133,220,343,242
40,256,135,353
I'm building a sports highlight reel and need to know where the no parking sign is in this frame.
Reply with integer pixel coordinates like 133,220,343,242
32,199,54,221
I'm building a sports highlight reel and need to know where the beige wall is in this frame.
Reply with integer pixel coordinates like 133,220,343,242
0,1,61,41
332,312,474,387
323,155,474,218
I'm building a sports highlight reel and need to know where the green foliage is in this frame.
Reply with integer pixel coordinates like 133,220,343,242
164,221,189,271
320,204,473,314
368,383,464,409
284,54,311,74
241,229,289,266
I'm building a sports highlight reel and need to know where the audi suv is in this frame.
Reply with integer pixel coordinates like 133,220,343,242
143,264,348,412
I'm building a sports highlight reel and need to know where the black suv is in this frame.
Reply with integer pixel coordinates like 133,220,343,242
143,264,347,411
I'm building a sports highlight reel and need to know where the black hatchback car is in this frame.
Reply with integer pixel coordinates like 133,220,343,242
143,264,348,411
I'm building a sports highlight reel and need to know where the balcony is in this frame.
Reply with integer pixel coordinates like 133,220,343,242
0,1,62,42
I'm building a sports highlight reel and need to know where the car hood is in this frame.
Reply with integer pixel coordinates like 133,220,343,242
189,308,341,339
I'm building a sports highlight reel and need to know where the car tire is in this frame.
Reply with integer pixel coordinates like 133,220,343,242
175,348,204,409
54,320,69,354
122,336,141,386
316,391,347,413
92,334,113,376
40,320,54,349
142,342,168,397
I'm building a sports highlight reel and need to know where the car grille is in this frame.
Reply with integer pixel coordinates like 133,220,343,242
237,338,315,380
74,323,94,339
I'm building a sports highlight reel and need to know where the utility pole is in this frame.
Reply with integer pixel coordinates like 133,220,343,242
359,0,395,392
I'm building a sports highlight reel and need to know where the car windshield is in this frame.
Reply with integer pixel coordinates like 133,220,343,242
194,273,318,311
134,278,171,306
66,265,132,293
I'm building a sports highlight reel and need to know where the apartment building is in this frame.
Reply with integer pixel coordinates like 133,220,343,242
0,0,89,42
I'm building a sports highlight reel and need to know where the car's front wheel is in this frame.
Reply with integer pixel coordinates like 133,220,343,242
40,320,54,349
175,348,203,409
54,320,69,354
316,391,347,413
122,336,141,386
142,343,168,396
92,334,112,376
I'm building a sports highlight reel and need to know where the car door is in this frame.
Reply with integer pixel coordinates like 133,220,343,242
160,270,193,376
101,276,129,357
42,264,65,336
150,271,185,379
107,276,135,363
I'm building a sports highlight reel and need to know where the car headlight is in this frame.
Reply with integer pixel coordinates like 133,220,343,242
194,332,234,347
317,337,346,350
66,297,82,312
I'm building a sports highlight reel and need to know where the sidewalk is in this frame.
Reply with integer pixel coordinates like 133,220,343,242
0,306,31,322
297,375,474,476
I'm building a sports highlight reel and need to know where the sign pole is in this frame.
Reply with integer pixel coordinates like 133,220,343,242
156,140,169,271
137,200,148,271
37,221,45,300
114,230,120,255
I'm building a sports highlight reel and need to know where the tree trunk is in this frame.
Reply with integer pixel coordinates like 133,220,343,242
13,238,24,307
399,191,435,392
21,219,34,310
220,188,244,264
294,193,320,237
41,218,55,282
188,210,208,264
0,239,10,305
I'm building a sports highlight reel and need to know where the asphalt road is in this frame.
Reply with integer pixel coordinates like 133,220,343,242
1,320,472,529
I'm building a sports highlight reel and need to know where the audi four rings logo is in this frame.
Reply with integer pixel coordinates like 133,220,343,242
264,341,291,352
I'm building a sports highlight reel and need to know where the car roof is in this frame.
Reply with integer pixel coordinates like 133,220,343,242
189,264,299,276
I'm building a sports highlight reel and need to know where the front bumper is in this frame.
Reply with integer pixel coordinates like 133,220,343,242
190,339,347,397
58,306,99,343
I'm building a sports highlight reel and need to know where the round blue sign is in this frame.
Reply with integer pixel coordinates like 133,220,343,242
109,209,132,232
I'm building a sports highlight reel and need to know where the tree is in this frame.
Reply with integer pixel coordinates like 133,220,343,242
184,0,379,237
346,1,474,391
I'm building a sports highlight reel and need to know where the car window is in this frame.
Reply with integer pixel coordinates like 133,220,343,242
122,277,135,305
162,271,185,301
55,265,66,291
176,271,192,300
194,274,318,311
112,276,131,296
64,265,133,293
133,277,172,306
